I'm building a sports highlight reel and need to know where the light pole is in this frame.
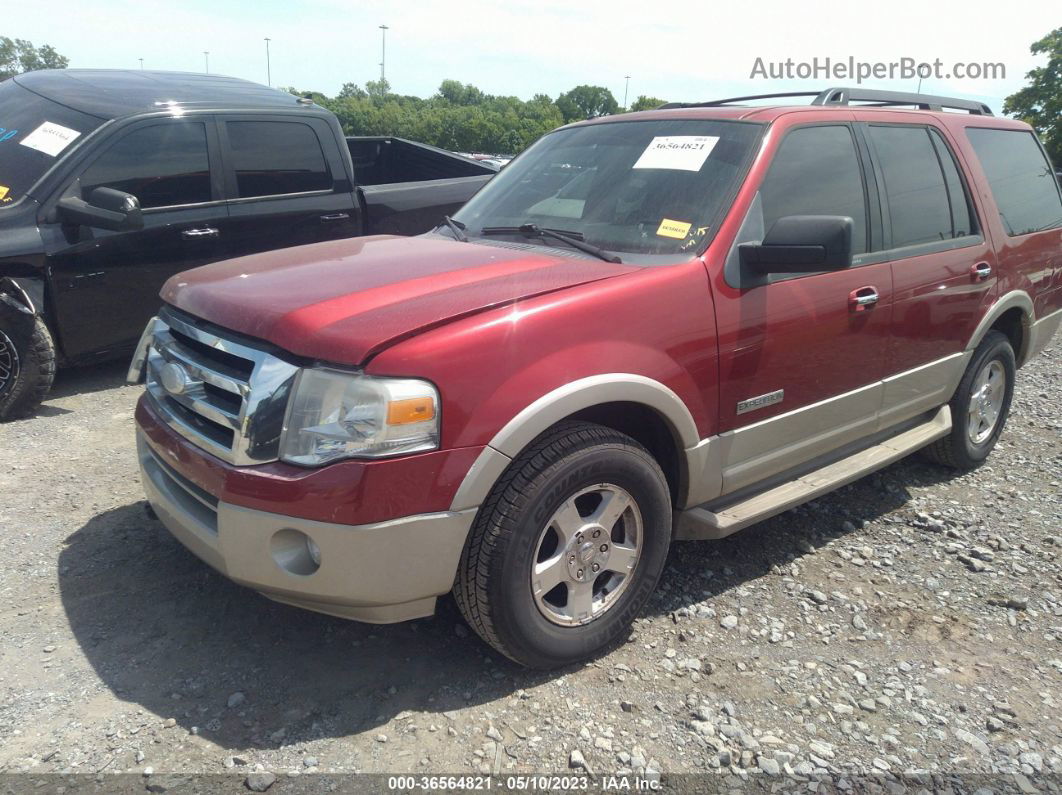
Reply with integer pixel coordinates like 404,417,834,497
264,37,272,86
379,25,389,82
138,58,144,70
623,75,631,109
203,51,209,74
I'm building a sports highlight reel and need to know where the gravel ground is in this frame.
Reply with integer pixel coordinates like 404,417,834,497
0,348,1059,789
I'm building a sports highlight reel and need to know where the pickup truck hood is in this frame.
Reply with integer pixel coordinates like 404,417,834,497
162,234,637,364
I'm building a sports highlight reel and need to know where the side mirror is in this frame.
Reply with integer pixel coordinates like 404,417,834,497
57,187,143,232
739,215,853,274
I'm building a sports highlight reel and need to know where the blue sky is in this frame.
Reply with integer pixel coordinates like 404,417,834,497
5,0,1053,113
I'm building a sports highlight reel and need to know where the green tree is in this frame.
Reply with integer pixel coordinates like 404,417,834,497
556,85,619,122
437,79,485,106
1004,26,1062,166
629,95,667,112
364,77,392,101
0,37,69,81
337,82,368,100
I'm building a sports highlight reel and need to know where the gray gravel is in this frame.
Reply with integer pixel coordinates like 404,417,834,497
0,348,1059,781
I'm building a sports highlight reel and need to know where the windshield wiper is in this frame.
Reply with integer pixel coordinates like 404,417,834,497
480,223,622,263
439,215,469,243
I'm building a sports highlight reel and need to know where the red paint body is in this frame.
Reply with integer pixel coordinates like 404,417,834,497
140,103,1062,524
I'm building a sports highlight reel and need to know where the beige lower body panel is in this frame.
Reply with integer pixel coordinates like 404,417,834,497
1026,306,1062,364
138,432,475,624
676,406,951,540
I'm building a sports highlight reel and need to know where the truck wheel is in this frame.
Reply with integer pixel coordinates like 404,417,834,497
924,331,1014,470
454,421,671,668
0,312,56,421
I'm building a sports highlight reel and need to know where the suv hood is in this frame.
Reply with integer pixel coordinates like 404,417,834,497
162,234,636,365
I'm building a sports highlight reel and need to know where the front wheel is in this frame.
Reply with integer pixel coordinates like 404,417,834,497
0,308,56,421
454,421,672,668
925,330,1015,470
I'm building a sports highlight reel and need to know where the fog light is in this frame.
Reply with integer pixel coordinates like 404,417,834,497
306,536,322,567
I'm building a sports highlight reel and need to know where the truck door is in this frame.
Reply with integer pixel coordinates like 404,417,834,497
214,115,360,261
709,122,894,495
41,117,227,360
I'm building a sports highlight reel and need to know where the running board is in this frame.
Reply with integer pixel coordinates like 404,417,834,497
675,406,951,540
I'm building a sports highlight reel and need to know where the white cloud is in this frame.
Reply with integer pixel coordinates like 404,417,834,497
4,0,1052,111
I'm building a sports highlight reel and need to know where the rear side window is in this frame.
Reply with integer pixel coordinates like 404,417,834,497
760,125,868,255
80,122,211,209
869,125,964,248
226,121,331,198
967,128,1062,236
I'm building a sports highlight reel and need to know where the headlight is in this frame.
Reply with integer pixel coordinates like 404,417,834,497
280,369,440,466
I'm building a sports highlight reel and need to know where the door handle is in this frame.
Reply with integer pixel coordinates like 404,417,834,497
971,262,992,281
320,213,350,223
181,227,220,240
849,286,879,312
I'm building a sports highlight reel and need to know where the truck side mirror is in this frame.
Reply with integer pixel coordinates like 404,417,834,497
57,187,144,232
739,215,853,274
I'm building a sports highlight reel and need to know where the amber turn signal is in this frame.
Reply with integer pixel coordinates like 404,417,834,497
386,396,436,425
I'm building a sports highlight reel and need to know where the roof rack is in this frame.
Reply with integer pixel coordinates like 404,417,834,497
659,87,993,116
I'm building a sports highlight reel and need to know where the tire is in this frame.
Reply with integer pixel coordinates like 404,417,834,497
924,330,1014,470
0,308,56,421
454,421,672,668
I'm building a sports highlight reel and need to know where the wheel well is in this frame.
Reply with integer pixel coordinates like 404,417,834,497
568,401,683,505
989,307,1026,362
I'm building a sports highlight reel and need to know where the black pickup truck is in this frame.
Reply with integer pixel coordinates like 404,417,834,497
0,69,495,418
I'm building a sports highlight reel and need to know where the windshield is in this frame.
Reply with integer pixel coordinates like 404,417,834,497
453,118,762,259
0,79,103,207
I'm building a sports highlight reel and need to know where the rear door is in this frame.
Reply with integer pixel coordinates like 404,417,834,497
215,115,360,261
711,121,894,494
41,116,227,360
863,122,996,429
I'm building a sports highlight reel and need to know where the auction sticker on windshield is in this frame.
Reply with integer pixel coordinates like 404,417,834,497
633,136,719,171
19,121,81,157
656,218,692,238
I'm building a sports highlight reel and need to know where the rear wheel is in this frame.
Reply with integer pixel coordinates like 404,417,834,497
454,421,671,668
925,331,1014,470
0,308,56,421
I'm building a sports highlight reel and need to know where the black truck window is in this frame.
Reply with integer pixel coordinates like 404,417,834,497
80,122,212,209
967,128,1062,236
226,121,331,199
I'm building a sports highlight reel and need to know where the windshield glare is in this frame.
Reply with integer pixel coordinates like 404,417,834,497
0,79,103,206
454,118,762,259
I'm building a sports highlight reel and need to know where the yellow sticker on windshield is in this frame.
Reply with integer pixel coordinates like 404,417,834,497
0,185,9,202
656,218,692,239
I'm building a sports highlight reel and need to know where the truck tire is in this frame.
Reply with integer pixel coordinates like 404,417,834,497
924,331,1014,470
454,421,671,668
0,310,56,421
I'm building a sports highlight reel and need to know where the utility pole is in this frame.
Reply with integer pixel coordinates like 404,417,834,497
379,25,389,81
203,51,209,73
264,38,272,86
138,58,144,70
623,75,631,109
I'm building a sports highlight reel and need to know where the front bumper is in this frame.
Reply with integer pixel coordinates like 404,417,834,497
136,430,476,624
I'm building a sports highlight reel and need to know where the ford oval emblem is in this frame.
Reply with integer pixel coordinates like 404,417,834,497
160,362,191,396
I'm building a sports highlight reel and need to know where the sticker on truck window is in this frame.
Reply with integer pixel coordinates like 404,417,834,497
633,136,719,172
0,185,10,204
19,122,81,157
656,218,692,239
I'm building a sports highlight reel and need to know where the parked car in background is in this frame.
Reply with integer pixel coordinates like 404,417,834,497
0,69,494,419
130,87,1061,667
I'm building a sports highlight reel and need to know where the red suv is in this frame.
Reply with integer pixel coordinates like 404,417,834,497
130,87,1062,668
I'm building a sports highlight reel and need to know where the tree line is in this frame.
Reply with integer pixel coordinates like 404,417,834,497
292,79,666,155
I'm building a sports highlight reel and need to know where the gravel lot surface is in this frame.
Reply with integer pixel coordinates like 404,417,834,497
0,349,1059,789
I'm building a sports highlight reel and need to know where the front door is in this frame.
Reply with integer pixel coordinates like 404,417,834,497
41,117,227,361
710,122,894,494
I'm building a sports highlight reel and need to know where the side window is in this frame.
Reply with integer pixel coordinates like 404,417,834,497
760,125,868,255
80,122,211,209
928,129,976,238
966,128,1062,236
226,121,331,198
868,125,954,248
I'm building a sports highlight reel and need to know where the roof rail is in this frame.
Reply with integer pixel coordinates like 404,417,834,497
659,87,993,116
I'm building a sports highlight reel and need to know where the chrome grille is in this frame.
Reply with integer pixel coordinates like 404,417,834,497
143,308,299,465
